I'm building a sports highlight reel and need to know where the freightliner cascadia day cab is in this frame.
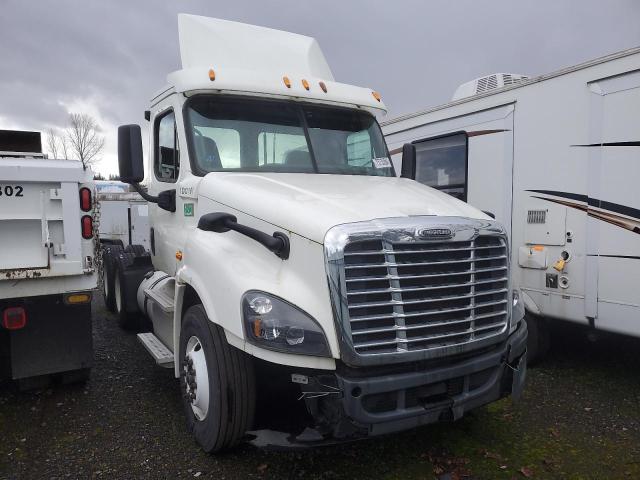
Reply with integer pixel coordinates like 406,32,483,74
107,15,527,452
0,130,96,387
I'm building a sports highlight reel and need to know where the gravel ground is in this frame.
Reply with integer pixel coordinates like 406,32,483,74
1,298,639,479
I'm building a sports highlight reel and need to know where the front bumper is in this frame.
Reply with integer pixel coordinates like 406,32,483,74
335,319,527,436
250,320,527,448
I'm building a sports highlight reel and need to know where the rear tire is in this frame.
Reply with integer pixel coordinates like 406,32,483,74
125,244,147,257
102,245,123,312
114,252,139,331
526,313,551,366
180,304,256,453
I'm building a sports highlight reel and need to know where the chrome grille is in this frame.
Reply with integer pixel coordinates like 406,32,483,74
342,236,509,355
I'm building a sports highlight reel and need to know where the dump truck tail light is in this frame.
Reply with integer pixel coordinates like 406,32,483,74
81,215,93,239
3,307,26,330
79,187,92,212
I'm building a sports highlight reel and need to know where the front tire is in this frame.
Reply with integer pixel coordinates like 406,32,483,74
180,304,256,453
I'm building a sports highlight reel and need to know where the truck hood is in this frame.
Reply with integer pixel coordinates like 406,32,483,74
198,172,488,243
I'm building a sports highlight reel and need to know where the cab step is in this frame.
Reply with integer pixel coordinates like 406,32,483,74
137,332,174,368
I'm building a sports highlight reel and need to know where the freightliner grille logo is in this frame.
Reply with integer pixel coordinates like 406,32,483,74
416,227,453,240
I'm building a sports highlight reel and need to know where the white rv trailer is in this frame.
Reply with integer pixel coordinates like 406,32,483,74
0,130,96,385
96,180,150,250
382,47,640,361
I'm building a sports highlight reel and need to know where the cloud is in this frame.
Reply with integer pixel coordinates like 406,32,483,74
1,0,639,175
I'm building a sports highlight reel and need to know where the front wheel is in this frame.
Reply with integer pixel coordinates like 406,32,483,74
180,304,256,453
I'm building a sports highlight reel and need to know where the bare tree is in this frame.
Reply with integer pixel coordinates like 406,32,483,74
65,113,105,169
45,128,67,160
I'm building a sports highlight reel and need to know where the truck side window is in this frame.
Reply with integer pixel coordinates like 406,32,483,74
413,132,468,201
154,110,180,182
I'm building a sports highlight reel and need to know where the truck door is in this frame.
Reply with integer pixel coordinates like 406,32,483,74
585,70,640,334
390,104,515,238
150,108,181,274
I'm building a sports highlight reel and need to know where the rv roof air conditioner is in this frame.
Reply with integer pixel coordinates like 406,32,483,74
452,73,529,101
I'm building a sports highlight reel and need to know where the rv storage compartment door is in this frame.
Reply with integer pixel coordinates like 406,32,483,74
586,70,640,334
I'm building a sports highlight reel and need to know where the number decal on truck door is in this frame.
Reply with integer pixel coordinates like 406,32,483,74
0,185,24,197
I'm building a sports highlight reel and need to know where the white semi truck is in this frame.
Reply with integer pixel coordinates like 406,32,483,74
106,15,527,452
0,130,96,386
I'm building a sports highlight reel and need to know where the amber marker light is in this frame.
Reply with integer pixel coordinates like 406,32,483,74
283,76,291,88
252,318,262,338
302,79,310,90
64,293,92,305
372,91,381,102
319,81,327,93
208,68,216,81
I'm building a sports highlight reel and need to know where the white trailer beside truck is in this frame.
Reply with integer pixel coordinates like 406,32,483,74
96,180,150,251
104,15,527,452
382,47,640,362
0,130,96,386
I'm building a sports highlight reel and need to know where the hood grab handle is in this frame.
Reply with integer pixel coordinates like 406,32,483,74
198,212,290,260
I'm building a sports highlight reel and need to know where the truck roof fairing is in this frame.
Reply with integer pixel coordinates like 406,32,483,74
153,15,387,114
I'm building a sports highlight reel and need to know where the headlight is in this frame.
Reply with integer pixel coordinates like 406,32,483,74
511,289,525,333
242,291,331,357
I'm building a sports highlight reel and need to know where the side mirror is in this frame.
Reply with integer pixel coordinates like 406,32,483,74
117,124,176,212
400,143,416,179
118,125,145,184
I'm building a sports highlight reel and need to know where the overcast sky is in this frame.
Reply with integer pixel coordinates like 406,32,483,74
1,0,638,175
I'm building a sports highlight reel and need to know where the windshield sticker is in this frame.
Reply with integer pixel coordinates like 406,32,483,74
372,157,392,169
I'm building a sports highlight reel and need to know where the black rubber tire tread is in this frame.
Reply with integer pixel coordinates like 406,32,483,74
526,313,551,366
101,245,123,312
129,244,148,257
180,304,255,453
114,252,139,331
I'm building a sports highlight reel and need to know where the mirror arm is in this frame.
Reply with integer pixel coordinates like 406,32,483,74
131,183,176,213
131,183,159,203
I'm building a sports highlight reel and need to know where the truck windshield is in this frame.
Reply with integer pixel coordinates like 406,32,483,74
185,96,394,176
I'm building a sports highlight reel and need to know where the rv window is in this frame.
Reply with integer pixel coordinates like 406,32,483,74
154,110,180,182
413,132,468,201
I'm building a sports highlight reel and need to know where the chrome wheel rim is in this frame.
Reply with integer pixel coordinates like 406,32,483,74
183,336,210,421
